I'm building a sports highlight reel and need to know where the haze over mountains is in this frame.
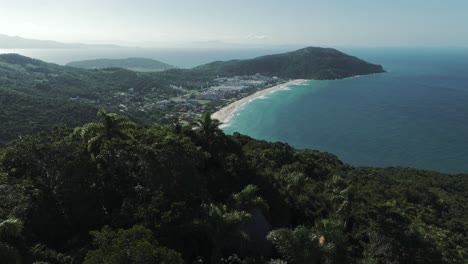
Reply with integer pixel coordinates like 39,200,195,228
0,34,121,49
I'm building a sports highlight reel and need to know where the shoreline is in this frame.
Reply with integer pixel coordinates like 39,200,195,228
211,79,308,128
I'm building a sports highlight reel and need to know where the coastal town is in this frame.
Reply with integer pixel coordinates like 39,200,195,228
104,74,285,124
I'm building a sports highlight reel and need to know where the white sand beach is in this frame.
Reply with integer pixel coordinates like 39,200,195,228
211,79,308,128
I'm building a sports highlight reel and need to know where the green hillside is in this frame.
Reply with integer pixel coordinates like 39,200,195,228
0,54,184,146
0,112,466,263
67,58,175,72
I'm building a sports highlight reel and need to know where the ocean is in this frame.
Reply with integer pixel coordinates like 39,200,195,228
224,48,468,174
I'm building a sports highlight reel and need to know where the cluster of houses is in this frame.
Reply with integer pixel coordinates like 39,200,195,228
197,74,279,101
70,74,282,123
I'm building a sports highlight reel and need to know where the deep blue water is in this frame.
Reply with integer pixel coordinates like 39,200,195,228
224,48,468,173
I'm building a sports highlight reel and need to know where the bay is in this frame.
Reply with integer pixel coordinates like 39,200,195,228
224,48,468,173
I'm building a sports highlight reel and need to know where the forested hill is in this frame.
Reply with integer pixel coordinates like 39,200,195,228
0,54,179,147
67,58,175,72
0,111,466,263
192,47,385,79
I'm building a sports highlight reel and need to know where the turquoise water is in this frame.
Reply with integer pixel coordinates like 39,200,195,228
224,48,468,173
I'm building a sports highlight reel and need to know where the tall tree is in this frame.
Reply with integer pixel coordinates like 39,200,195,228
267,226,322,264
193,112,223,139
202,204,250,263
74,109,136,154
84,225,183,264
0,219,24,264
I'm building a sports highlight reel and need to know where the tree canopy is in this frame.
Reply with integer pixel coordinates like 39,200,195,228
0,112,466,263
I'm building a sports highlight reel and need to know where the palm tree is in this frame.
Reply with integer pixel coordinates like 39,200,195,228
203,203,250,264
0,219,23,264
328,175,354,229
74,109,136,154
192,112,222,139
172,117,183,134
267,226,322,264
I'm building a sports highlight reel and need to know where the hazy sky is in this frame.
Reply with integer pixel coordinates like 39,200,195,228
1,0,467,48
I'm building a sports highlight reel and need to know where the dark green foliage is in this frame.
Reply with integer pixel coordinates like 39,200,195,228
0,219,24,264
193,112,223,140
0,87,98,147
0,112,466,263
30,244,74,264
267,226,323,264
84,225,183,264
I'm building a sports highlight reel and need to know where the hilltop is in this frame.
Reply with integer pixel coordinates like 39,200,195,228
67,58,175,72
193,47,385,79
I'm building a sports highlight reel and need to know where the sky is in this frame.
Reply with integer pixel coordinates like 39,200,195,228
1,0,467,48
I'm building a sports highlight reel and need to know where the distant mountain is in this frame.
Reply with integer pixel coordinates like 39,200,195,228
193,47,385,79
0,34,121,49
67,58,175,72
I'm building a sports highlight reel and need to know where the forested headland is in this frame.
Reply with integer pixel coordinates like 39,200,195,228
0,111,466,263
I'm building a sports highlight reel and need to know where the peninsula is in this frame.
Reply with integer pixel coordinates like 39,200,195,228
193,47,385,79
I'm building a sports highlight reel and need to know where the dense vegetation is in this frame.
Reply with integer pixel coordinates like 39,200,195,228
67,58,175,72
0,47,383,147
0,54,192,146
193,47,385,79
0,111,466,263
